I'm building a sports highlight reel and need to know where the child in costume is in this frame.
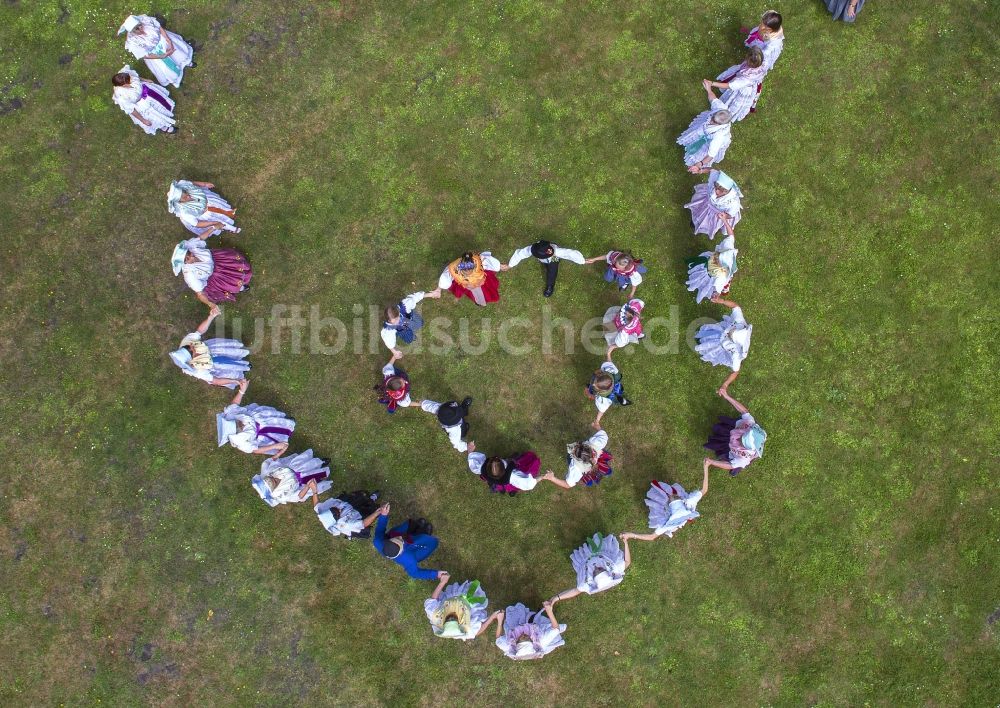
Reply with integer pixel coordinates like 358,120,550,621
380,289,441,358
585,250,646,298
584,360,632,429
602,299,645,360
546,429,614,489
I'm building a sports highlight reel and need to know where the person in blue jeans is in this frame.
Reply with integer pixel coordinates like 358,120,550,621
372,504,449,581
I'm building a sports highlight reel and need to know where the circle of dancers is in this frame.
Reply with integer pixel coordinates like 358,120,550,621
119,9,801,660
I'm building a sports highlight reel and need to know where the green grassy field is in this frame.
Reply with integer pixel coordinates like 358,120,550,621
1,0,998,704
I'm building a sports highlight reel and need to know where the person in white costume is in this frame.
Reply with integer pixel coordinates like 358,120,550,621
622,465,710,543
167,180,240,238
424,576,496,641
686,235,738,304
677,82,733,174
420,398,473,453
168,308,249,389
111,65,175,135
546,429,614,489
505,240,589,298
251,453,332,507
118,14,194,88
684,170,743,240
492,601,566,660
695,296,752,393
584,360,632,429
548,532,632,605
216,383,295,458
706,47,766,122
746,11,785,75
313,490,385,540
380,289,441,358
602,298,645,360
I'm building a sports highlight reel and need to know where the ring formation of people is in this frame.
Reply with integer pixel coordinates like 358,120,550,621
110,6,849,660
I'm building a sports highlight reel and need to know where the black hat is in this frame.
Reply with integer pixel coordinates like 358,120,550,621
436,401,465,427
530,240,555,259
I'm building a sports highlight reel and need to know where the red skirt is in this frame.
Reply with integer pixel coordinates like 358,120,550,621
448,270,500,305
203,248,253,303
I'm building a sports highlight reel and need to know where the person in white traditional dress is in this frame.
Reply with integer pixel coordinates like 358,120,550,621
545,428,613,489
695,296,752,393
621,465,710,544
684,170,743,239
251,452,332,507
548,533,631,606
492,601,566,660
216,384,295,457
746,11,785,75
686,235,738,304
424,576,497,641
168,308,249,389
118,14,194,88
505,240,589,298
380,289,441,359
167,180,240,238
677,82,733,174
602,298,645,360
706,47,766,122
313,492,385,540
112,65,176,135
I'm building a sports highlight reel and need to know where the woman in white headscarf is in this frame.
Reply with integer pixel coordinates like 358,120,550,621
493,601,566,660
252,454,332,507
677,82,733,174
622,465,709,544
216,386,295,458
423,576,495,641
707,47,767,122
694,296,752,393
167,180,240,238
548,532,631,606
111,65,175,135
684,169,743,239
171,238,252,312
703,390,767,477
686,235,738,304
118,14,194,88
168,308,250,389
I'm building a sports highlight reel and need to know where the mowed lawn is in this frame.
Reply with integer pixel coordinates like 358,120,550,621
1,0,998,704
